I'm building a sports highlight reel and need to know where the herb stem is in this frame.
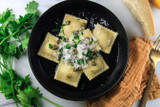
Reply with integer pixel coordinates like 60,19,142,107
0,31,17,46
8,56,19,107
0,61,10,71
42,96,63,107
10,70,19,107
0,26,32,46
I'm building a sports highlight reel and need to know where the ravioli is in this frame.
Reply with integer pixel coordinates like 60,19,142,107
93,24,118,54
37,14,117,87
82,29,101,51
59,14,87,38
82,29,93,38
54,61,82,87
37,32,59,63
83,55,109,80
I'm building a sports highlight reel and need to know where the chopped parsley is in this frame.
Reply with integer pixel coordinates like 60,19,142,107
81,32,83,35
62,30,64,35
48,44,52,49
62,36,66,42
74,34,79,39
87,50,93,57
76,30,80,32
77,59,82,65
59,47,63,52
59,53,63,56
74,40,80,44
60,24,67,36
63,23,67,26
77,19,80,20
70,64,73,66
94,40,98,43
64,43,70,49
51,29,59,32
77,59,85,65
72,44,77,48
82,52,86,56
81,59,85,64
87,50,94,60
89,38,94,45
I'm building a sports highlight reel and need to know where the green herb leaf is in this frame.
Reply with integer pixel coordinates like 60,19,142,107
77,59,82,65
74,35,79,39
72,44,77,48
59,47,63,52
61,36,66,42
81,32,83,35
0,1,63,107
82,52,86,56
64,43,70,49
51,29,59,33
0,8,15,24
25,1,39,15
89,38,94,45
48,44,52,49
4,43,17,55
62,24,67,27
0,71,13,99
76,19,80,20
70,64,73,66
17,86,42,107
81,59,85,64
77,59,84,65
21,32,29,50
87,50,94,60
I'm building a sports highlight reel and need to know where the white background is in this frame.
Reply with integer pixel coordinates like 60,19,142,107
0,0,160,107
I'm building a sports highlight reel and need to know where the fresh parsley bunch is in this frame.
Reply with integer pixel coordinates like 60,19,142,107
0,1,39,58
0,1,62,107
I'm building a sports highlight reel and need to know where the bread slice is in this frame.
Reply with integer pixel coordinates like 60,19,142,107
123,0,155,37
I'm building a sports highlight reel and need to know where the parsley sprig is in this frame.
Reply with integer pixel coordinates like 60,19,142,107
0,1,63,107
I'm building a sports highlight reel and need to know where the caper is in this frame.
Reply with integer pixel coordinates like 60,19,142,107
91,60,96,66
80,27,85,31
81,23,86,26
56,39,61,44
67,74,72,78
66,20,71,25
52,45,58,50
93,55,97,59
72,49,78,55
74,67,82,71
73,31,78,35
85,37,90,40
64,38,69,42
79,40,83,44
58,56,61,61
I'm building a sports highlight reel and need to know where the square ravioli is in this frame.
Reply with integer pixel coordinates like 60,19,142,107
93,24,118,54
81,29,101,51
37,32,59,63
83,55,109,80
59,14,87,38
82,29,93,38
54,61,82,87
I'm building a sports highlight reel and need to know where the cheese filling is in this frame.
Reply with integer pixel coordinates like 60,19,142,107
54,30,99,70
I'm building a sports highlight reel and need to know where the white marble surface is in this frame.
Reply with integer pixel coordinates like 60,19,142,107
0,0,160,107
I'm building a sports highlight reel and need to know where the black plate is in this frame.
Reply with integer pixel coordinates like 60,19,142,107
28,0,129,100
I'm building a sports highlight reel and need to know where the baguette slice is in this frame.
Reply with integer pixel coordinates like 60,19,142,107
123,0,155,37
